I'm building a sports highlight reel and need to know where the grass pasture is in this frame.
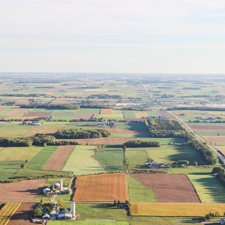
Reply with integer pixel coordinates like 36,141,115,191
130,203,225,217
52,110,78,121
0,146,43,161
0,202,21,225
26,146,59,170
135,137,186,145
0,161,24,180
62,145,105,175
0,124,33,138
100,110,124,120
127,175,157,202
94,145,125,172
117,122,147,132
123,110,136,119
73,173,127,201
126,149,148,169
188,174,225,203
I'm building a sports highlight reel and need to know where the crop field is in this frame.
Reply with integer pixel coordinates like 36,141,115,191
190,125,225,133
132,174,200,203
52,110,78,121
100,108,112,114
127,175,157,202
62,145,105,175
59,137,135,145
130,203,225,217
157,111,173,118
135,112,148,118
7,203,38,225
144,145,204,165
48,222,129,225
71,114,94,120
100,110,124,119
25,125,65,137
43,145,75,171
0,146,43,161
0,202,21,225
94,145,125,172
0,161,23,180
20,112,52,120
123,110,136,118
135,137,186,145
0,124,33,138
214,146,225,156
0,179,47,201
126,149,148,169
204,136,225,143
3,108,28,117
76,108,100,114
26,146,59,170
188,174,225,203
117,122,147,132
73,173,127,201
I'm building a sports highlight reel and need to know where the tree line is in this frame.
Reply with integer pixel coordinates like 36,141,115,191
124,140,160,147
19,104,80,110
55,128,111,139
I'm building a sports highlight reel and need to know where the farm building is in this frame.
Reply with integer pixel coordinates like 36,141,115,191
91,114,98,120
57,208,72,220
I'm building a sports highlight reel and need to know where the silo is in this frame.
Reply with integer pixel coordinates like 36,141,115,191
60,179,63,191
71,202,75,217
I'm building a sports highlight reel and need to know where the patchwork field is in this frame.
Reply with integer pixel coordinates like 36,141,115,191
94,145,125,173
25,125,65,137
0,146,43,161
132,174,200,203
0,179,47,201
62,145,105,175
0,202,21,225
130,203,225,217
73,173,127,201
21,112,52,120
100,108,112,114
43,145,75,171
7,203,38,225
188,174,225,203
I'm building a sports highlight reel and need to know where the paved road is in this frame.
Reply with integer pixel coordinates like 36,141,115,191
140,82,225,164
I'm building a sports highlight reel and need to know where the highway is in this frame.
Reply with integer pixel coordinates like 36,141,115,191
140,81,225,164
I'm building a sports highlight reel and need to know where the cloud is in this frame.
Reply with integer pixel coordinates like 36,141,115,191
206,13,225,17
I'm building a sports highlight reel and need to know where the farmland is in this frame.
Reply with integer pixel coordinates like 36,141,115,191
48,222,129,225
0,161,24,180
130,203,225,217
62,145,105,175
0,202,21,225
73,173,127,201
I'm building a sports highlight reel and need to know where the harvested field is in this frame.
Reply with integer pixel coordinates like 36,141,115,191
57,137,135,145
214,146,225,156
43,145,75,171
71,114,94,120
25,125,64,137
135,112,148,118
4,108,28,117
20,112,52,120
8,203,38,225
100,109,112,114
132,174,200,203
0,121,9,124
190,125,225,133
157,111,174,118
73,173,127,201
130,203,225,217
0,179,47,201
204,136,225,143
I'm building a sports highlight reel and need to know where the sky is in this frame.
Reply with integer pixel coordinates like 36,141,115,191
0,0,225,73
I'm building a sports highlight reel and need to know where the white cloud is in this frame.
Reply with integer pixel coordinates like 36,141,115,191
206,13,225,17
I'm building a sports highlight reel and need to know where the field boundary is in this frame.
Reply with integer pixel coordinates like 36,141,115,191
186,175,201,203
91,154,107,172
61,146,76,171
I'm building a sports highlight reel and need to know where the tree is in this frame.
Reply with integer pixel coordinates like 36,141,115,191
57,199,64,208
123,158,130,169
43,142,47,147
212,166,224,174
123,145,127,152
20,164,25,169
33,207,43,217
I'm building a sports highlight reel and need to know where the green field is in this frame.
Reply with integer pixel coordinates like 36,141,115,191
100,110,124,120
0,146,43,161
117,122,147,132
16,168,70,177
48,221,129,225
126,149,148,169
0,161,23,180
188,174,225,203
167,165,214,174
26,146,59,170
94,145,125,172
127,175,157,202
0,124,33,137
53,110,78,120
123,110,136,118
135,137,186,145
200,133,225,136
62,145,105,175
46,177,71,187
111,133,150,138
76,108,101,114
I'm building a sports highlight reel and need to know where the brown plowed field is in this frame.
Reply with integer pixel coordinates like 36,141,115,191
4,108,28,117
73,173,127,201
204,136,225,143
43,145,74,171
0,107,6,112
126,118,144,122
107,128,148,135
8,203,38,225
0,121,9,124
190,125,225,133
100,109,112,114
135,112,149,118
25,125,64,137
20,112,52,120
56,137,135,145
71,114,94,120
0,179,47,201
157,111,174,118
133,174,200,203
